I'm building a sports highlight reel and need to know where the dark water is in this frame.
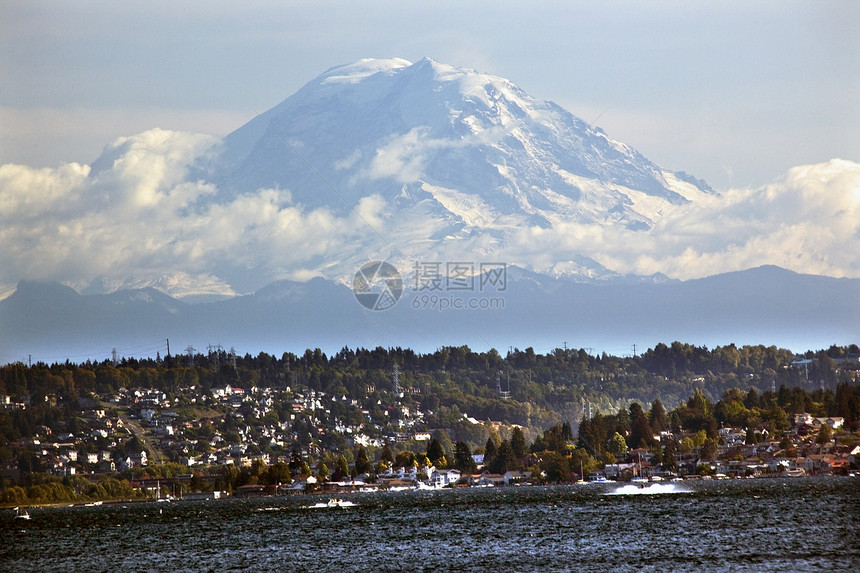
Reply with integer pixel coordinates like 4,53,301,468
2,477,858,572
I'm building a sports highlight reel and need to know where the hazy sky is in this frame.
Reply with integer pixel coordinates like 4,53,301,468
2,1,858,190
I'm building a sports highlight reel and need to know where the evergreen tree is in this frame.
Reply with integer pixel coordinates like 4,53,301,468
453,441,476,474
355,446,371,475
688,388,711,416
380,444,394,465
670,411,683,433
484,435,498,468
489,440,517,474
434,430,455,459
334,455,349,480
649,398,668,431
510,426,527,459
701,437,718,461
561,421,573,441
816,423,832,447
289,447,303,475
590,411,606,455
427,437,445,466
629,412,654,449
269,462,292,485
662,438,678,474
577,417,596,456
613,407,631,437
539,451,571,483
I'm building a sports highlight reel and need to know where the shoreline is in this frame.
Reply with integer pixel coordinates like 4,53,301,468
5,472,854,511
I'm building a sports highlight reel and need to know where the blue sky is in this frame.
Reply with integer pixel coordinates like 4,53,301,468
1,0,857,190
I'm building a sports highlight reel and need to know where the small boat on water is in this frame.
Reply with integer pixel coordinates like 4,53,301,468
14,507,31,520
307,498,357,509
327,498,356,508
630,453,649,487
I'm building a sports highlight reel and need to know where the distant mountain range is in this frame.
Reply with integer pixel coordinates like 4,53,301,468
2,265,856,364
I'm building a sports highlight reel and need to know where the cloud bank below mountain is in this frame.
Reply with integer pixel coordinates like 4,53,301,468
1,125,857,299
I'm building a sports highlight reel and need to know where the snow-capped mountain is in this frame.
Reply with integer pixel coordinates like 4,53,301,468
187,57,714,288
4,57,857,311
204,58,712,215
2,57,857,362
79,273,236,303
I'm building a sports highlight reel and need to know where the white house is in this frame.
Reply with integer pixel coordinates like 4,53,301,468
504,470,531,485
430,468,461,488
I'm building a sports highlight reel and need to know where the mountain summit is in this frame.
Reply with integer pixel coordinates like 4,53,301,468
191,57,713,284
204,57,711,220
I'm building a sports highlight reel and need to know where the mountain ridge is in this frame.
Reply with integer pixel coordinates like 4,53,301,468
2,265,856,365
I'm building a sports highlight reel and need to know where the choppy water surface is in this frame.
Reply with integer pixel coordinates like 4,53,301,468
2,477,858,572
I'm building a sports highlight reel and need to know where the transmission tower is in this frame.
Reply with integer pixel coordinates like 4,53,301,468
392,363,401,394
185,346,196,366
497,370,510,399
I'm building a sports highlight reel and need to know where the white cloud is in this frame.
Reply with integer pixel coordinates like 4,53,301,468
363,127,478,183
638,159,860,279
365,128,434,183
493,158,860,281
0,129,393,295
1,126,856,301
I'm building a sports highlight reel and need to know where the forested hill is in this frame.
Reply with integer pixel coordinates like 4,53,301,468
2,342,857,433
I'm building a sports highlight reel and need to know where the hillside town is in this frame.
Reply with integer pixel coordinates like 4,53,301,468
1,344,858,503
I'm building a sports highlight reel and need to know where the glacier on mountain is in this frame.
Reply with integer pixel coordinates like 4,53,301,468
185,57,714,290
